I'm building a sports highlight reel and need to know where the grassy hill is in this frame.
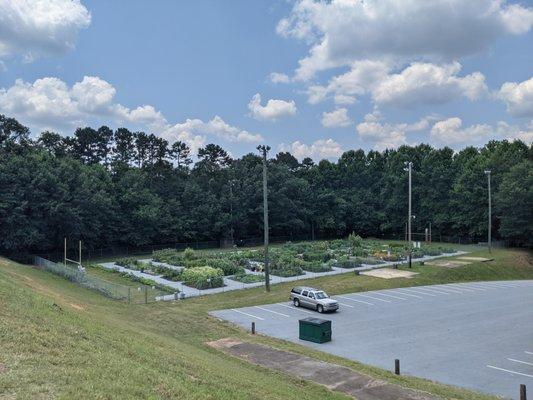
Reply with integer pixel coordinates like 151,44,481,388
1,247,532,399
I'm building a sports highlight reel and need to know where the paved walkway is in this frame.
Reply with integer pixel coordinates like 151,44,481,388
208,338,440,400
100,251,466,301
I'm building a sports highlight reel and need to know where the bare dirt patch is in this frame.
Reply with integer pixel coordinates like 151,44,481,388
456,257,493,262
360,268,419,279
70,303,85,311
208,338,440,400
425,261,471,269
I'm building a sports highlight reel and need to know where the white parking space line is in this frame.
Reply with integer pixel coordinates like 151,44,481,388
336,295,374,306
373,292,409,301
351,293,391,303
277,304,315,314
486,365,533,378
338,302,355,308
413,287,451,295
254,306,289,317
434,285,465,294
392,290,424,299
399,288,437,297
526,351,533,355
445,284,478,292
455,283,487,291
481,282,517,289
507,358,533,367
231,309,264,320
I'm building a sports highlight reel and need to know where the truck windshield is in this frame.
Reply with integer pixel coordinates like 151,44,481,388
315,291,328,299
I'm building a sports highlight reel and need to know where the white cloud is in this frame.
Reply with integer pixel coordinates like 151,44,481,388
0,76,262,154
305,61,486,108
356,112,430,150
248,93,297,121
373,62,487,107
278,138,344,161
321,108,351,128
430,117,533,146
269,72,290,84
497,77,533,117
277,0,533,81
306,60,389,104
0,0,91,61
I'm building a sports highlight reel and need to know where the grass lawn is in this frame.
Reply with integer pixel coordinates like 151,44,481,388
1,246,531,399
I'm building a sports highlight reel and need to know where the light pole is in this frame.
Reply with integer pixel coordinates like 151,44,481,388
257,145,271,292
484,170,492,253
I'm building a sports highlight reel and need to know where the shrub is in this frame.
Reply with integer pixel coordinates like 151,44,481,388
160,269,182,281
152,248,184,266
270,265,303,277
302,251,332,262
231,273,265,283
118,272,175,293
348,233,363,248
115,257,138,268
330,257,362,269
182,258,206,268
207,258,244,276
183,247,196,260
302,261,331,272
181,266,224,289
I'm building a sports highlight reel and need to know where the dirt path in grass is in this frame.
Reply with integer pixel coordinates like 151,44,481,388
208,338,440,400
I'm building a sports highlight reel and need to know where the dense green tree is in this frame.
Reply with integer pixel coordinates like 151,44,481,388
494,160,533,245
0,115,531,258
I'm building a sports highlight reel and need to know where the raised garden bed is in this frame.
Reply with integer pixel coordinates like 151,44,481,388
230,273,265,284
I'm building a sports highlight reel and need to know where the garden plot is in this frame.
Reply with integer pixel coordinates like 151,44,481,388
98,237,465,300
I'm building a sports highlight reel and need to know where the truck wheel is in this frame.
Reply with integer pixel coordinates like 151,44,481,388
293,298,300,307
317,305,324,313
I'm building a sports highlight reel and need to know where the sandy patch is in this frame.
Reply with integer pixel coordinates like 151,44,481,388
70,303,85,311
457,257,493,262
360,268,419,279
425,260,471,268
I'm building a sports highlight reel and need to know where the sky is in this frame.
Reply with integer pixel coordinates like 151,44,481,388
0,0,532,160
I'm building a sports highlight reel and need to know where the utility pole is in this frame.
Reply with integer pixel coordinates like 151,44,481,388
407,162,413,268
257,145,271,292
229,180,235,244
484,170,492,253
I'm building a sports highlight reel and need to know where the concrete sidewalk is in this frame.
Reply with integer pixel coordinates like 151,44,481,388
208,338,440,400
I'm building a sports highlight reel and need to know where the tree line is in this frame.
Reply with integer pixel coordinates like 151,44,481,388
0,114,531,258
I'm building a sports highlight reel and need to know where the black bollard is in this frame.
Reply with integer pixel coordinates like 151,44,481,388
251,321,256,335
395,359,400,375
520,384,526,400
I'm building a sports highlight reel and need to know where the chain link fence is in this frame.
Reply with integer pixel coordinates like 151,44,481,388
33,256,167,304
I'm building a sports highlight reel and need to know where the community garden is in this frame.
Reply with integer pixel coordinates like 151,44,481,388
95,235,457,297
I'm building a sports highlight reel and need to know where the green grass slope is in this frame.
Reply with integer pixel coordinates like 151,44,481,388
1,247,531,400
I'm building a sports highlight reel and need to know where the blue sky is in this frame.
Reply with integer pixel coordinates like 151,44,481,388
0,0,532,160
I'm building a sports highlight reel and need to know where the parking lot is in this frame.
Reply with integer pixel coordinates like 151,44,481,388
211,280,533,399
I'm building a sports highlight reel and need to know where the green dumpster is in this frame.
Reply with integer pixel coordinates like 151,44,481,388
299,317,331,343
